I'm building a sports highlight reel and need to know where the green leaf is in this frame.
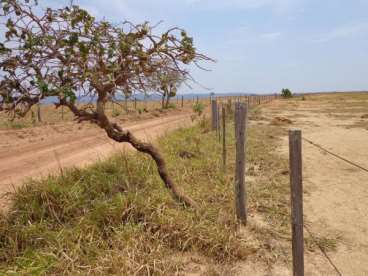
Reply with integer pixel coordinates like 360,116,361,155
36,80,49,93
69,33,79,45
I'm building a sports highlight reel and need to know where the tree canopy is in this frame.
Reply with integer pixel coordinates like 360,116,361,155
0,0,212,208
0,0,210,118
281,88,292,98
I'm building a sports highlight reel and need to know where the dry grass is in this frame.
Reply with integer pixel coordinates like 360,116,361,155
0,102,338,274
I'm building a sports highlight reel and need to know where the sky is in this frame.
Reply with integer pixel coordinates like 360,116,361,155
11,1,368,94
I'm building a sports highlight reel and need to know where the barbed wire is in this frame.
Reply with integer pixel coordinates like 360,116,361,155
303,138,368,174
304,224,343,276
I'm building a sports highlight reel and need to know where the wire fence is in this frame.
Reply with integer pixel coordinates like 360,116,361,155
209,95,366,276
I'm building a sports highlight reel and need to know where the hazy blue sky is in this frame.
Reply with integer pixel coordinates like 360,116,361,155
25,1,368,93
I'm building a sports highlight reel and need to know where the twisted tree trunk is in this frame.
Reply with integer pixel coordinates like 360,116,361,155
64,96,198,209
105,123,198,208
161,94,165,109
165,93,171,109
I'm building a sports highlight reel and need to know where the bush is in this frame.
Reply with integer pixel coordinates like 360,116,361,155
192,102,205,116
111,109,121,117
281,88,293,98
166,103,176,109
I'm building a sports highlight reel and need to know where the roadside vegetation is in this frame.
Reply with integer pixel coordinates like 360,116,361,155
0,105,337,274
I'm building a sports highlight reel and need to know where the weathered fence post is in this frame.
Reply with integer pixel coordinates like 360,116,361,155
226,99,232,116
222,106,226,170
211,99,218,131
181,95,184,108
218,105,221,142
61,105,64,120
37,103,42,122
134,97,137,110
289,129,304,276
234,102,248,225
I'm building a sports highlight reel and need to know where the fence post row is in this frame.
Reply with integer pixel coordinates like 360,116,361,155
289,130,304,276
234,102,248,225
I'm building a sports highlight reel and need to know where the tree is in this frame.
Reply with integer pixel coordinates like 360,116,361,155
151,66,184,109
281,88,293,98
0,0,212,208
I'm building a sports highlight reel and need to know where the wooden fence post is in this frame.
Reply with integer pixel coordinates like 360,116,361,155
134,97,137,110
211,99,218,131
181,95,184,108
289,130,304,276
61,105,64,120
234,102,248,225
226,99,232,116
222,106,226,170
37,103,42,122
218,105,221,142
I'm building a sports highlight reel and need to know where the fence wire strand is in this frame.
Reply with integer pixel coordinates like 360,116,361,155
304,224,343,276
301,137,368,275
302,138,368,174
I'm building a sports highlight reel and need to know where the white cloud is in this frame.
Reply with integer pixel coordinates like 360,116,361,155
313,22,368,43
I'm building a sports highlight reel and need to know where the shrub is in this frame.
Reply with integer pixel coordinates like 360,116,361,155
281,88,293,98
111,109,121,118
192,102,205,116
166,103,176,109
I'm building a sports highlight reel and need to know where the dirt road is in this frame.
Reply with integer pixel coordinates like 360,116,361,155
263,94,368,275
0,112,193,208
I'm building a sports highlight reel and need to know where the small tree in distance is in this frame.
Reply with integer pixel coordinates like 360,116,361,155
281,88,293,98
151,66,184,109
0,0,213,208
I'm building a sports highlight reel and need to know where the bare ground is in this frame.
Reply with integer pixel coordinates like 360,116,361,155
261,94,368,275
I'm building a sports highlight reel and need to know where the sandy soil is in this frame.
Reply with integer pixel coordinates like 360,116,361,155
0,111,194,209
262,95,368,276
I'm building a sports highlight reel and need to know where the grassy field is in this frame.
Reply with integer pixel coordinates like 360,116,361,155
0,100,337,275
